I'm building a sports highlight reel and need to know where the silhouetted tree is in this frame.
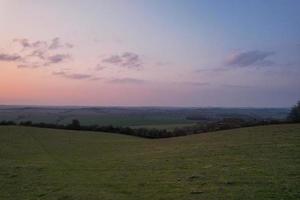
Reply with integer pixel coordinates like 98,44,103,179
20,121,32,126
0,120,16,125
70,119,81,130
287,101,300,123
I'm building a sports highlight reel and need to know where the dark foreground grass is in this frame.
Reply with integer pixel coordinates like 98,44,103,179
0,124,299,200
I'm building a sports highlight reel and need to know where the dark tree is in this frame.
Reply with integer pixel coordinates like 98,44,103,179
20,121,32,126
70,119,81,130
287,101,300,123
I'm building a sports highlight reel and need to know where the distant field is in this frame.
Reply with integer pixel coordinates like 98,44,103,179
131,123,197,131
0,106,289,128
0,124,299,199
58,115,193,127
0,106,194,126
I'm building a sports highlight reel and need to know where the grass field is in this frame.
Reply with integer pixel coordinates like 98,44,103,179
0,124,299,200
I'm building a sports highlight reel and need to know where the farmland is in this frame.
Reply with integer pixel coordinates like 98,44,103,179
0,106,289,128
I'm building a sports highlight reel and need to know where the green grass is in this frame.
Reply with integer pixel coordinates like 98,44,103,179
0,124,299,200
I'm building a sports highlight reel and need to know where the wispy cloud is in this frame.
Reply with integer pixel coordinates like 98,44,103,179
95,64,107,71
13,38,47,49
17,64,39,68
102,52,143,70
109,78,146,84
52,71,92,80
155,61,170,67
52,71,66,76
48,37,74,50
66,73,92,80
14,37,73,51
195,67,231,73
1,38,74,68
103,55,122,64
0,53,21,62
182,81,210,86
29,49,47,60
46,54,70,65
121,52,142,69
221,84,254,89
225,50,275,67
89,77,102,81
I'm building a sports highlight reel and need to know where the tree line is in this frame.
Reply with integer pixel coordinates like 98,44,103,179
0,117,289,139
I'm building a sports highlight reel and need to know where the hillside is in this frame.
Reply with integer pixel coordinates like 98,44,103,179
0,124,299,200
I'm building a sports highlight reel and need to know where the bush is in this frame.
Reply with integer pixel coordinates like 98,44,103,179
287,101,300,123
67,119,81,130
20,121,32,126
0,120,16,125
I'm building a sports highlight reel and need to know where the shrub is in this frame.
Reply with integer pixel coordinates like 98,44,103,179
287,101,300,123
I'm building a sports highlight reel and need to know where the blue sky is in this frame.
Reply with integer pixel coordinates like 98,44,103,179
0,0,299,107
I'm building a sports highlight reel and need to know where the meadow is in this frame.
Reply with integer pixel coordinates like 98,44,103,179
0,124,299,200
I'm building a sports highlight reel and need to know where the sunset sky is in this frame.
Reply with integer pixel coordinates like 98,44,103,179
0,0,299,107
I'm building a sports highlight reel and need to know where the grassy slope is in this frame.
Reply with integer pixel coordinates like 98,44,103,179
0,124,299,200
